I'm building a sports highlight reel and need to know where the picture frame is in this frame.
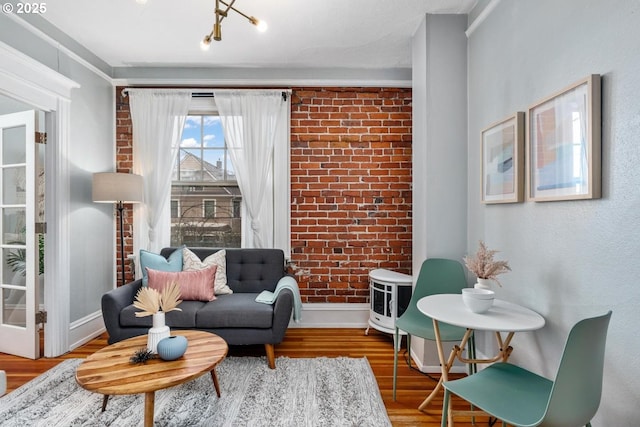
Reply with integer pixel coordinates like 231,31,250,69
481,112,524,204
526,75,601,201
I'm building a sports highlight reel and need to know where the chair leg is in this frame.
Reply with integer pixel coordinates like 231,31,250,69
469,332,477,375
441,389,450,427
464,333,478,426
406,334,412,368
393,327,399,401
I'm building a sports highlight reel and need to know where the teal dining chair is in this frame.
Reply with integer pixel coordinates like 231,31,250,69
441,311,612,427
392,258,472,401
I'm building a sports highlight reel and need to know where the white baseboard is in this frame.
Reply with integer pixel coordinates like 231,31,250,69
289,303,370,328
68,311,105,351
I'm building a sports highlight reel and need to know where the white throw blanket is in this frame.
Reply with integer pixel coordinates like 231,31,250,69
255,275,302,322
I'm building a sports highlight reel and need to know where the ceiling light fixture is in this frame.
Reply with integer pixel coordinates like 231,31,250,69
200,0,266,50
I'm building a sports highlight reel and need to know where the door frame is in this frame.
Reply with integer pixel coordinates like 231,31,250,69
0,41,79,357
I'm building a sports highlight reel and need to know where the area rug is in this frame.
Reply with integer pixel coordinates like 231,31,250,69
0,356,390,426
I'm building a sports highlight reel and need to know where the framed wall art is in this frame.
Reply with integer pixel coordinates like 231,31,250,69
526,74,601,201
481,112,524,204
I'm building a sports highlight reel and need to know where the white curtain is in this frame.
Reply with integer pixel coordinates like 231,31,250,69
129,89,191,263
213,90,287,249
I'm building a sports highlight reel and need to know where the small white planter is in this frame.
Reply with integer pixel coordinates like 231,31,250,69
474,278,493,290
147,311,170,354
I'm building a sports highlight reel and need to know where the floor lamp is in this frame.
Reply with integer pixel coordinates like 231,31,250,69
92,172,143,286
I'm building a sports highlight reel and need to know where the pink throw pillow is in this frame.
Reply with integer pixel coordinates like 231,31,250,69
146,265,217,302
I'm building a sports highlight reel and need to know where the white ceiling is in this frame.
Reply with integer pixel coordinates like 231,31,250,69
37,0,477,70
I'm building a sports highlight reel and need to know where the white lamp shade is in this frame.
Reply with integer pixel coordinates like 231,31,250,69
92,172,143,203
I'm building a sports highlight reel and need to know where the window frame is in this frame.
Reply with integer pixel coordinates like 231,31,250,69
170,99,242,248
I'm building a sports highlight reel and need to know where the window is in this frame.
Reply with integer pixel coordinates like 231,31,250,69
171,199,179,218
170,115,241,248
232,199,241,218
203,199,216,217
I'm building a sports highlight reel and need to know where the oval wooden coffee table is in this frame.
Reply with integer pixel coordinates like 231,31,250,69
76,330,228,427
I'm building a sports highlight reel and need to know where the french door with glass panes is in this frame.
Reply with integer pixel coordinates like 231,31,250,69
0,110,40,359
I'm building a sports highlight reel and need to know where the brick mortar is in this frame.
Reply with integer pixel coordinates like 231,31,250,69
290,87,412,303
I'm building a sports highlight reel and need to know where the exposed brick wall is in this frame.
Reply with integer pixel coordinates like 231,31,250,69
115,89,136,284
113,86,413,301
289,87,412,303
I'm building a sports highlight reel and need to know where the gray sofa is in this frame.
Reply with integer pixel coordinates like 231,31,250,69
101,247,294,368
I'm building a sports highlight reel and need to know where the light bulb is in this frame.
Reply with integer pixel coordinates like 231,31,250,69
256,19,268,32
250,17,268,32
135,0,148,5
200,36,212,51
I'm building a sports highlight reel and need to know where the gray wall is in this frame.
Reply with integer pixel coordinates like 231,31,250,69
411,14,468,366
467,0,640,424
63,57,115,321
412,14,468,269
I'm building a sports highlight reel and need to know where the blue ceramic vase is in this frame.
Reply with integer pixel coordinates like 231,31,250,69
156,335,188,361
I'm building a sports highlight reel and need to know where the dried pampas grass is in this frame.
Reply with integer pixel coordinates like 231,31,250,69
463,241,511,286
133,281,183,317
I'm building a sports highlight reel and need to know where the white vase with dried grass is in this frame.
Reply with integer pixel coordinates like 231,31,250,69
133,282,183,353
474,278,493,290
147,312,170,354
463,241,511,290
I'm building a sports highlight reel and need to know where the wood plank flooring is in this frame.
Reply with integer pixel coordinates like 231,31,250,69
1,328,491,426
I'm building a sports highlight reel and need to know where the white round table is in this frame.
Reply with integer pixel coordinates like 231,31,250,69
414,294,545,414
417,294,545,332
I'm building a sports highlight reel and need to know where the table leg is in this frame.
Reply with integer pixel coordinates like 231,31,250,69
211,369,221,397
101,395,109,412
418,319,461,412
418,375,445,412
144,391,155,427
496,332,515,362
